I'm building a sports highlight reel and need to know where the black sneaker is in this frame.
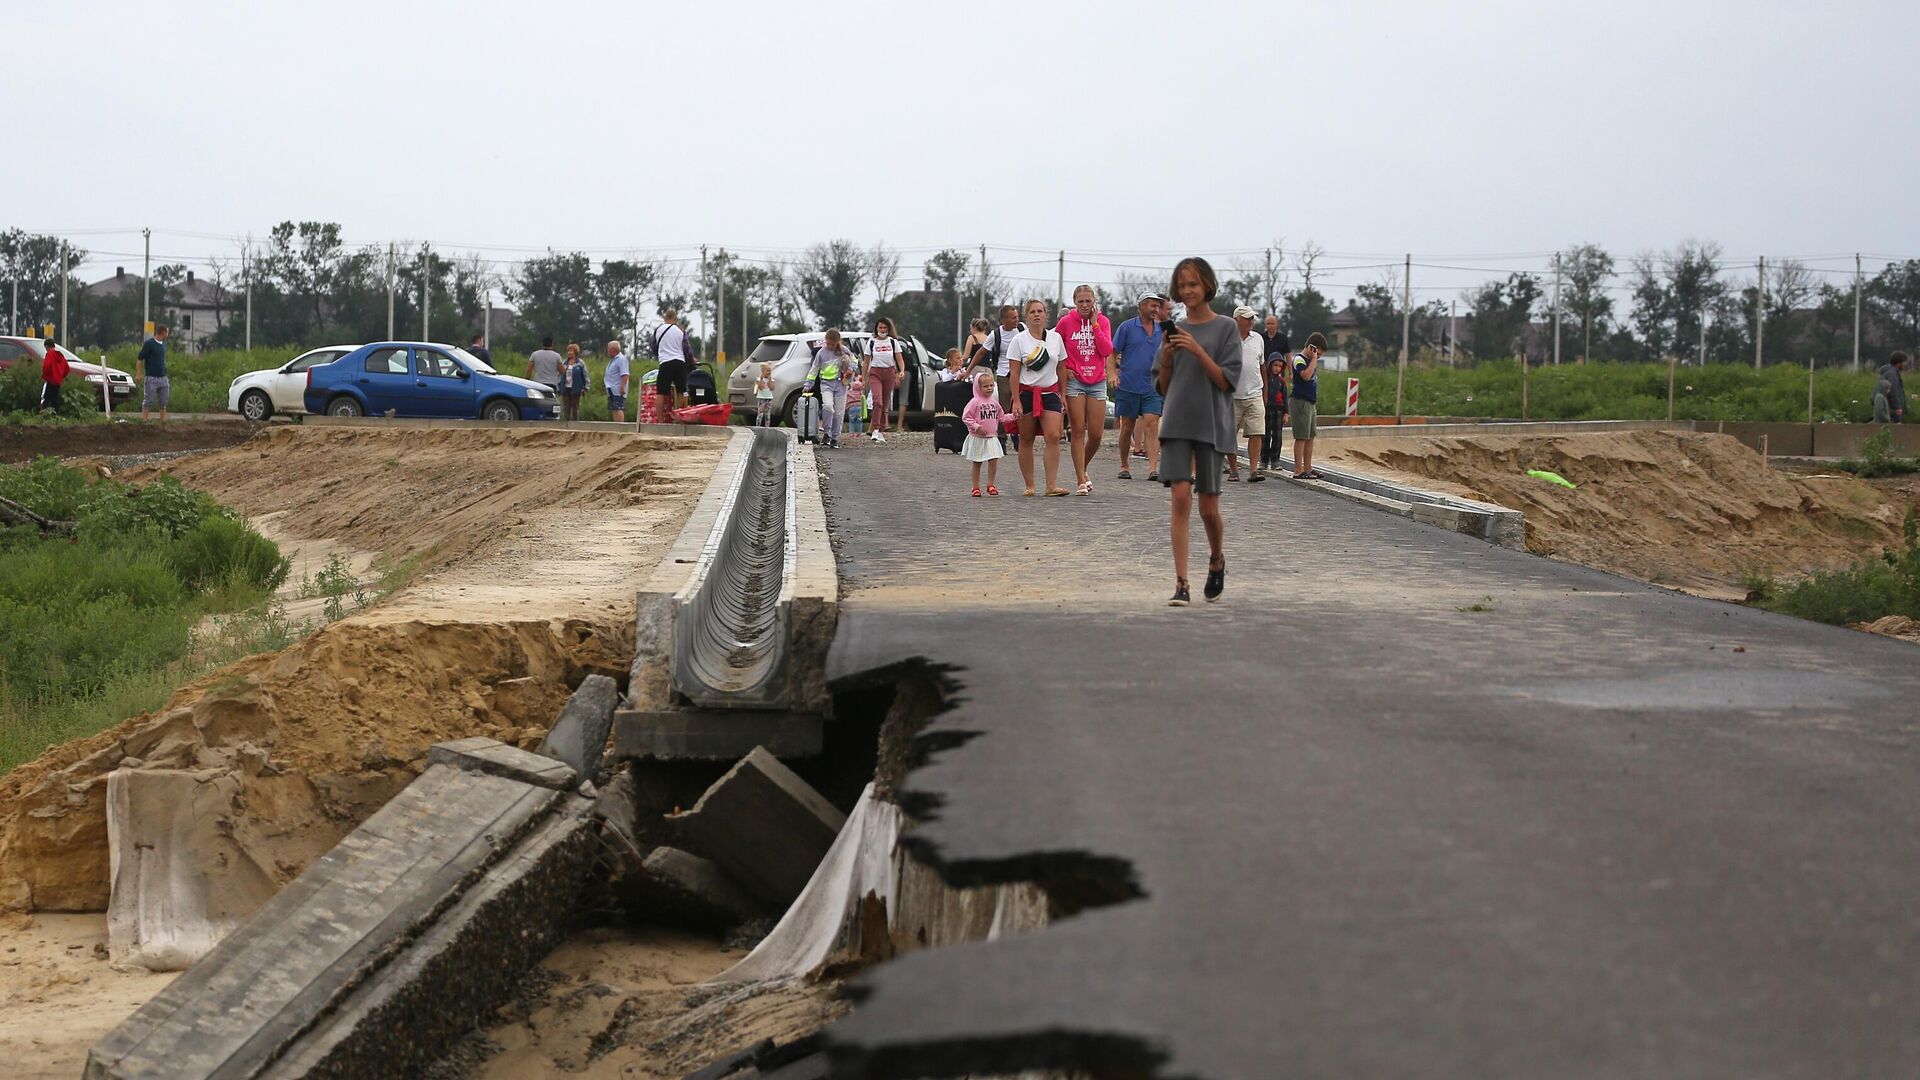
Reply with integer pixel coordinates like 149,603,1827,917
1118,469,1132,480
1248,473,1266,483
1147,471,1159,482
1203,559,1225,602
1169,580,1191,607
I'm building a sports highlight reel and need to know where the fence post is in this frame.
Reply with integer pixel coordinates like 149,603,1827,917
1667,355,1677,421
1807,355,1814,425
1521,351,1529,420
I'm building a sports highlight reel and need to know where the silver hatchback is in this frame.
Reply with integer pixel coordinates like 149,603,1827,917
725,332,941,428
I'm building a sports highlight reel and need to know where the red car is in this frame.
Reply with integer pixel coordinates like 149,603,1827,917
0,336,137,408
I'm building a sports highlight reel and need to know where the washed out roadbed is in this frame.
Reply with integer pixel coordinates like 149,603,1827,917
0,425,722,1078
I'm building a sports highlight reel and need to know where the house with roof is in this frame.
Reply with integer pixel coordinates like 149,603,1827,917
83,267,234,351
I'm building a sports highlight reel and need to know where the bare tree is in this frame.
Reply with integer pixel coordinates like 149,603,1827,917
865,242,902,304
1294,240,1326,292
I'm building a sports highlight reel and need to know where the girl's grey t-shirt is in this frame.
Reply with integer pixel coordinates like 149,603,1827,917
1158,315,1242,453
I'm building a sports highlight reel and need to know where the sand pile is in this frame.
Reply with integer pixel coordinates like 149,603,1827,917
0,426,722,915
1322,430,1912,596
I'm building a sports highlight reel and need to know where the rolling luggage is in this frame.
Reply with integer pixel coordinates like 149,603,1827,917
795,391,821,444
932,379,971,455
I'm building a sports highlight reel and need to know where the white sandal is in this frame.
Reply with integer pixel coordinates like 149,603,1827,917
1077,480,1092,496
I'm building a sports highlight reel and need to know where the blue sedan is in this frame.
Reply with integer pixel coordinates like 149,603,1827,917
303,342,560,421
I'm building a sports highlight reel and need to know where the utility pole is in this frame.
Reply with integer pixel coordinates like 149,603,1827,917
1551,251,1562,366
420,244,430,340
1056,250,1064,312
955,287,963,351
716,253,726,370
243,244,253,351
1852,253,1862,372
386,244,396,339
1395,253,1411,423
740,285,748,367
1448,300,1457,367
1264,247,1275,315
1754,254,1765,370
9,277,15,335
1698,306,1708,367
978,244,987,319
142,227,151,335
699,245,709,362
59,241,69,344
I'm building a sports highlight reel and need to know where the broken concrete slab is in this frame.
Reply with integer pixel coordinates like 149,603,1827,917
537,673,620,780
635,846,766,931
428,736,579,790
612,708,824,761
104,768,279,972
672,747,847,909
86,765,568,1080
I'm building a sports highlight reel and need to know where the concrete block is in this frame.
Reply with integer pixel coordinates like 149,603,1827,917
613,708,824,760
428,736,578,790
537,673,619,780
672,747,847,908
86,766,565,1080
635,846,766,930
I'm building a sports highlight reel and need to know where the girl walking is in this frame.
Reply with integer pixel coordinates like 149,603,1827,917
806,330,853,448
754,362,777,426
864,316,906,441
1009,298,1069,496
1156,257,1241,606
961,370,1004,497
1057,283,1113,495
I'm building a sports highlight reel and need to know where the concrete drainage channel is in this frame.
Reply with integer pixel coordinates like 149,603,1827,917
85,427,1036,1080
1272,453,1526,549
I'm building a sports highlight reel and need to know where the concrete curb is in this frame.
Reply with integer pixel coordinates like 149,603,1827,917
1266,453,1526,550
305,415,734,436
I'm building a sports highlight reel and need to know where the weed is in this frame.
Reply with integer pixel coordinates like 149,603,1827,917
1750,510,1920,625
1458,595,1497,612
1835,431,1920,478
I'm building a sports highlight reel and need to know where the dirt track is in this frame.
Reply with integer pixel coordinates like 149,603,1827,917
0,418,265,463
1320,430,1916,598
0,426,723,1076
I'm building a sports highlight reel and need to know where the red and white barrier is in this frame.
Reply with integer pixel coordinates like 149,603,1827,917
1346,378,1360,417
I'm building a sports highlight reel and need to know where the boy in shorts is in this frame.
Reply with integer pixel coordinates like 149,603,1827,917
1157,259,1240,606
1292,333,1325,480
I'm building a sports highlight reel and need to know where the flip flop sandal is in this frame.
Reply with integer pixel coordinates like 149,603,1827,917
1046,488,1071,497
1077,481,1092,496
972,487,982,498
987,485,1001,496
1226,472,1241,482
1024,489,1037,497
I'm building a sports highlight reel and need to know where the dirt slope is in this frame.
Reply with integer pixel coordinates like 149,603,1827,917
1321,430,1913,598
0,427,722,915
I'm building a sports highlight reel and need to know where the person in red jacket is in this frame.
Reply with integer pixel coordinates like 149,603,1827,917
39,341,70,414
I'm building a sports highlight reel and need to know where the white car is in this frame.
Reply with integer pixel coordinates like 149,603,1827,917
724,332,941,427
227,346,356,420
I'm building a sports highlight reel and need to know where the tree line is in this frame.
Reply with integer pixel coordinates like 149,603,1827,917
3,226,1914,367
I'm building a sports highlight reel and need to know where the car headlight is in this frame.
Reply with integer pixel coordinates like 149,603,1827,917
526,387,547,399
85,373,105,383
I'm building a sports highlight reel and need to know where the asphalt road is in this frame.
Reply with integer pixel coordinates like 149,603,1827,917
814,441,1920,1080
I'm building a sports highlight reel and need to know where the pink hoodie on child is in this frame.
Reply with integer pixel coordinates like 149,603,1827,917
961,379,1003,438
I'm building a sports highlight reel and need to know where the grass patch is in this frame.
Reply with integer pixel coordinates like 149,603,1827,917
1747,510,1920,626
1835,431,1920,478
0,458,292,774
1457,595,1497,612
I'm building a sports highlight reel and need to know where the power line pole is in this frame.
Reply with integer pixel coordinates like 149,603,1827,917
386,244,396,339
1056,250,1064,312
420,244,430,340
1698,306,1708,367
142,227,151,335
1551,251,1562,366
717,251,726,369
699,245,709,362
740,284,748,367
1852,253,1862,372
59,241,68,344
978,245,987,319
1448,299,1457,367
1395,253,1411,423
9,277,15,335
1264,247,1275,315
1754,254,1765,370
243,242,253,351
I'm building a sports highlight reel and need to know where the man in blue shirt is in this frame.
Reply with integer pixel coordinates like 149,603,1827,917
138,324,170,421
1110,292,1167,480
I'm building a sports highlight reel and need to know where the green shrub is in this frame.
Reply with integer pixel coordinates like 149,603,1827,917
1836,431,1920,478
0,354,94,418
1750,511,1920,625
168,514,291,593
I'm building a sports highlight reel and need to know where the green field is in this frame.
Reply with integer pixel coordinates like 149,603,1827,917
0,460,292,773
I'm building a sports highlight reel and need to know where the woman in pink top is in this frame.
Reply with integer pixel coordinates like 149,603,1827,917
1056,284,1113,495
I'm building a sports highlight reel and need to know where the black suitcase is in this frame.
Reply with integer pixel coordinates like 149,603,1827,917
933,414,968,454
933,378,973,416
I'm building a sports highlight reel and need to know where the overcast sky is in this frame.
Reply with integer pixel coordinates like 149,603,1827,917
14,0,1919,306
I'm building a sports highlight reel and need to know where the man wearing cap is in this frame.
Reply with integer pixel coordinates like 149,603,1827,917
1226,306,1268,481
1110,292,1167,480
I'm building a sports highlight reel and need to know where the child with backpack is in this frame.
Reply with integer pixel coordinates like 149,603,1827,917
962,370,1004,497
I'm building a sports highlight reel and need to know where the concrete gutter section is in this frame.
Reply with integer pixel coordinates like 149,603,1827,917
85,765,596,1079
1274,453,1526,550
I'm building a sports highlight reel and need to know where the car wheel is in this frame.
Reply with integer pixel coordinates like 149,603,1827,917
483,398,519,422
327,396,364,417
780,390,800,428
239,389,273,422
